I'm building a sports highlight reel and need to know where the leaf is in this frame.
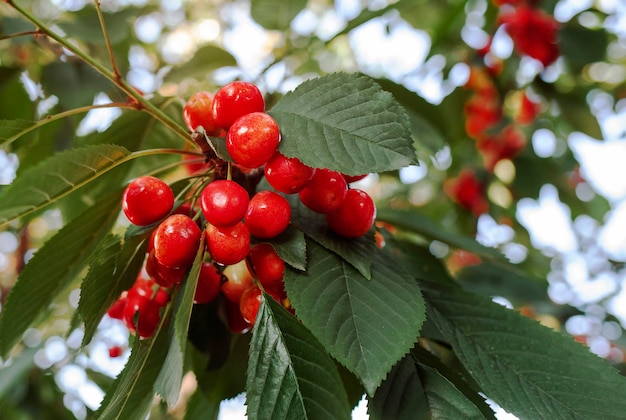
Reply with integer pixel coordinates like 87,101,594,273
165,45,237,83
96,312,172,420
247,295,352,419
0,346,38,400
250,0,307,30
58,7,139,45
421,279,626,419
261,225,307,271
0,119,35,147
376,207,503,260
78,232,148,347
291,200,376,278
368,354,490,420
284,241,425,395
0,190,121,358
154,237,205,405
0,144,130,227
269,73,416,175
560,23,608,73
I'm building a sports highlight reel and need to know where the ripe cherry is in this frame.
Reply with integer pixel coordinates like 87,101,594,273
226,112,280,169
107,292,127,320
123,294,162,339
247,243,285,291
205,221,251,265
264,152,316,194
298,168,348,213
239,286,262,325
326,189,376,238
212,81,265,129
154,214,202,268
224,298,251,334
145,249,185,288
122,176,174,226
221,260,255,302
108,345,123,358
342,173,367,184
200,179,249,227
194,262,222,304
245,191,291,238
183,91,222,136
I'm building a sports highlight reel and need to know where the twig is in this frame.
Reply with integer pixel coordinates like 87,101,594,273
93,0,122,81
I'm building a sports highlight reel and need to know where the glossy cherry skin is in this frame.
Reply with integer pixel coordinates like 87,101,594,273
221,260,255,302
145,249,185,288
226,112,280,169
107,292,127,320
200,179,249,227
224,298,251,334
326,189,376,238
205,221,251,265
123,294,162,339
212,81,265,129
245,191,291,238
183,90,222,136
154,214,202,268
298,168,348,214
239,286,262,325
194,262,222,304
122,176,174,226
247,243,285,291
264,152,316,194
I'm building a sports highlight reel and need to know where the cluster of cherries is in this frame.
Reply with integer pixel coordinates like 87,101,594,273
105,81,376,340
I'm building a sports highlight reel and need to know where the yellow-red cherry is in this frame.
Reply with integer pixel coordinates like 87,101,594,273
205,221,251,265
264,152,316,194
221,260,255,302
239,286,262,325
183,91,222,136
154,214,202,268
226,112,280,169
122,176,174,226
245,191,291,238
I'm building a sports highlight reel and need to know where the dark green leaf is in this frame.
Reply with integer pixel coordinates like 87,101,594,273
247,295,351,419
41,61,111,110
560,23,608,72
284,241,425,395
421,279,626,419
58,7,138,45
154,237,205,405
0,144,130,227
269,73,416,175
165,45,237,83
262,225,307,271
250,0,306,30
0,190,121,358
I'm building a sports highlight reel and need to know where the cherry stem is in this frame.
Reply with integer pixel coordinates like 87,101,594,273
0,29,43,41
93,0,121,80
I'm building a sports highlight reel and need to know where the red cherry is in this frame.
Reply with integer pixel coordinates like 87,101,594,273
342,173,367,184
247,243,284,291
123,294,162,339
240,286,262,325
200,180,250,227
226,112,280,169
221,260,255,302
154,214,202,268
212,81,265,129
108,345,123,358
245,191,291,239
145,250,185,288
264,152,316,194
107,292,127,320
183,91,222,136
127,275,156,301
224,298,251,334
298,168,348,214
205,222,251,265
326,189,376,238
194,262,222,304
122,176,174,226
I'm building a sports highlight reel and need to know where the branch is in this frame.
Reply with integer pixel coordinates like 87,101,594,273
93,0,122,80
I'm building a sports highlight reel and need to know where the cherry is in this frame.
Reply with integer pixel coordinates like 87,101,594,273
326,189,376,238
200,179,249,228
221,260,255,302
226,112,280,169
123,294,162,339
239,286,262,325
183,91,222,136
247,243,285,292
298,168,348,214
107,292,127,320
245,191,291,238
126,275,156,301
342,173,367,184
264,152,316,194
122,176,174,226
212,81,265,129
194,262,222,304
108,345,123,358
205,221,251,265
154,214,202,268
145,249,185,288
224,298,251,334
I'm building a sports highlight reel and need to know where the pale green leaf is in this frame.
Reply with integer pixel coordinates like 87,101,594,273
284,241,425,395
0,119,35,147
0,144,130,227
422,279,626,419
247,294,351,419
269,73,416,175
165,45,237,83
250,0,306,30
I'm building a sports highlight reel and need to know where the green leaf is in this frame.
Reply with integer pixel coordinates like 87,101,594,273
250,0,306,30
0,190,121,358
58,7,138,45
284,241,425,395
291,200,376,278
154,237,205,405
0,119,35,147
78,232,148,347
247,295,352,419
96,312,172,420
376,207,503,260
560,23,608,73
262,225,307,271
368,354,490,420
0,346,38,400
41,61,111,110
421,279,626,419
0,144,130,227
269,73,416,175
165,45,237,83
